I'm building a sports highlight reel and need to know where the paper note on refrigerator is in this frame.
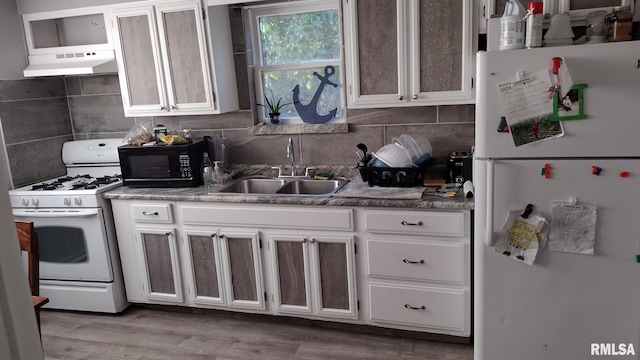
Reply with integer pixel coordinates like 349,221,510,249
495,209,549,265
548,201,597,255
496,69,564,147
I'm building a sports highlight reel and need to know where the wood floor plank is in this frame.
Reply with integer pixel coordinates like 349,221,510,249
40,306,473,360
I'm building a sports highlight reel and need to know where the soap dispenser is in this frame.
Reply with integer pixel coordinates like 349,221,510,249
212,161,224,186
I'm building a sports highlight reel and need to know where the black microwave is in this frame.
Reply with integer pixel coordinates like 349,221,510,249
118,141,206,187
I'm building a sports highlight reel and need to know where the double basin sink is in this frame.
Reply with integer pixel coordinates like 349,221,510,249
216,176,348,197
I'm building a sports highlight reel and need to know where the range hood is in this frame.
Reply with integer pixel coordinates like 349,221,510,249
23,50,117,77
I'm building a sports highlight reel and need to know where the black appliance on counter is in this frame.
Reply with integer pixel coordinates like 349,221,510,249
447,150,473,184
118,140,206,187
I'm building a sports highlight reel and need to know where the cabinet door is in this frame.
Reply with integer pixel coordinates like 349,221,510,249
343,0,473,108
135,227,183,303
219,229,265,310
155,1,215,113
409,0,473,105
344,0,407,107
270,235,312,315
111,6,168,115
182,229,225,306
310,236,358,319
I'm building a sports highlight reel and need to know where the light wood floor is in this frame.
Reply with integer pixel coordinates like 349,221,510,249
40,306,473,360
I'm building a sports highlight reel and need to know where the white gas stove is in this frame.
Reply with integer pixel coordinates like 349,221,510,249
9,138,128,313
10,138,123,209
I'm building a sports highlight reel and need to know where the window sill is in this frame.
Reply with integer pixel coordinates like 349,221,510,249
248,123,348,135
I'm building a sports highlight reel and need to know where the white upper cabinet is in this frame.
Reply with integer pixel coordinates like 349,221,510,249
23,6,113,56
109,0,238,117
343,0,475,108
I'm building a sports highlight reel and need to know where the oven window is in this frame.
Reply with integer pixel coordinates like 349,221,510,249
129,155,171,178
38,226,88,263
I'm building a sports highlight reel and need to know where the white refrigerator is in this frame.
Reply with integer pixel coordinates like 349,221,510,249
474,41,640,360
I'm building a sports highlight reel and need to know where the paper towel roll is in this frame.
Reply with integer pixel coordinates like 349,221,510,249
463,180,474,199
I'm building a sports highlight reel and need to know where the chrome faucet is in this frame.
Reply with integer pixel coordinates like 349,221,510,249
272,138,315,178
286,137,296,176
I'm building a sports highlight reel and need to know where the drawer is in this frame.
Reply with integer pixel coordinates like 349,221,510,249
181,204,353,231
369,283,465,332
367,239,465,284
363,210,465,237
132,203,173,223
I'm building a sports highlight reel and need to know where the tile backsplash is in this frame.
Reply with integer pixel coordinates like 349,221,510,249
0,74,474,187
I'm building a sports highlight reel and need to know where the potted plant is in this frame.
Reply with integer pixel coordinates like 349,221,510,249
257,89,294,124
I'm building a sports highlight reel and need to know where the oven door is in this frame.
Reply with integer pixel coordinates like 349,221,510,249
12,208,114,282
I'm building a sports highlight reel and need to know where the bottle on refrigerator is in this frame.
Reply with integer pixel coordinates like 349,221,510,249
201,152,214,189
525,2,543,48
500,0,527,50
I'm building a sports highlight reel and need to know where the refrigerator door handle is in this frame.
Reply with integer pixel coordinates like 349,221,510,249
485,159,495,246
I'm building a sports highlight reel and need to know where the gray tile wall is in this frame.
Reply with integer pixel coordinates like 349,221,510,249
0,78,72,187
1,73,474,187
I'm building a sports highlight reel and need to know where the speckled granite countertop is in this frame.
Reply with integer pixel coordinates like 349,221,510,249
103,165,474,210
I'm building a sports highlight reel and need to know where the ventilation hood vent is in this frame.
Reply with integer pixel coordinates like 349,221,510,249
23,50,117,77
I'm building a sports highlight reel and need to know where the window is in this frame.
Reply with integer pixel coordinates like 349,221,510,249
247,0,343,125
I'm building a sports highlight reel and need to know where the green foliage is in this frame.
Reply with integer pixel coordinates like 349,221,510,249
257,88,294,114
259,9,340,66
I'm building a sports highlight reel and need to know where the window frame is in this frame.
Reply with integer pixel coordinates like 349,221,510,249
246,0,345,125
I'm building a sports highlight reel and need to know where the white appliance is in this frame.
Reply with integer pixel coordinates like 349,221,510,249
474,41,640,359
9,138,128,313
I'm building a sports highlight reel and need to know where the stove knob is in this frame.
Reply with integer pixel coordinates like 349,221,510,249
74,197,82,206
21,197,29,206
30,197,39,206
64,197,71,206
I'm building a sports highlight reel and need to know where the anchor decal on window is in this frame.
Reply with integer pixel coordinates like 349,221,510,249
293,65,338,124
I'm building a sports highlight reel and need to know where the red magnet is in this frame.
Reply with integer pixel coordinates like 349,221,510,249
542,163,552,178
591,166,603,175
619,171,630,178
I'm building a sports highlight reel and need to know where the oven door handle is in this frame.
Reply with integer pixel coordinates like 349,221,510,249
12,209,100,218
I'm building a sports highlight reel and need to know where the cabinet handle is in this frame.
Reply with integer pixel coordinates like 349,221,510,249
401,220,423,226
165,232,171,236
310,238,317,243
402,258,425,264
412,94,418,100
142,211,159,216
398,95,404,101
219,234,225,239
404,304,426,310
301,238,307,243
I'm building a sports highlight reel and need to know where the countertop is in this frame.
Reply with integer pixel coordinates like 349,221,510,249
103,165,474,210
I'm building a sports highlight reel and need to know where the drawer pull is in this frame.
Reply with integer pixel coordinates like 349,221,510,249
402,258,425,264
401,220,423,226
404,304,426,310
142,211,159,216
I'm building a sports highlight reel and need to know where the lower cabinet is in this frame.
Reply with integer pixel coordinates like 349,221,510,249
270,234,357,319
111,199,470,337
181,228,264,310
360,209,471,336
135,226,183,303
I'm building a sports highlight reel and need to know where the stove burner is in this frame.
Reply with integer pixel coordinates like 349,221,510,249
32,182,62,191
69,175,122,190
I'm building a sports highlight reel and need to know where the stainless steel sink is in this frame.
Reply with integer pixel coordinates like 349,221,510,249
276,179,346,195
218,178,287,194
216,176,348,197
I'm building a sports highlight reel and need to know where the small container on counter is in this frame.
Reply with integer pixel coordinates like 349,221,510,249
606,6,633,42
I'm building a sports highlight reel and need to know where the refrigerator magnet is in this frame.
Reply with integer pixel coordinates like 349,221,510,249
551,84,588,121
